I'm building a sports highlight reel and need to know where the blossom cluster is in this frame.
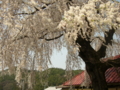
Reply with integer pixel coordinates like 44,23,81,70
58,0,120,51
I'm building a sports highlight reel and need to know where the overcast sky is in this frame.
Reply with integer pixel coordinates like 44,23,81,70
50,47,85,70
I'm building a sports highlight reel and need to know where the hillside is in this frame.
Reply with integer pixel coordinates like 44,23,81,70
0,68,83,90
48,68,83,86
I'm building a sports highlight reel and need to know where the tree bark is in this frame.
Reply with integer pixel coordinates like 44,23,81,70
76,27,116,90
76,37,109,90
85,62,108,90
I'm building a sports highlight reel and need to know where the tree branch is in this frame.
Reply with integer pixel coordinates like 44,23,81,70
76,17,101,63
14,7,39,16
14,0,56,16
100,55,120,63
100,55,120,67
97,28,115,58
76,36,100,64
40,34,63,41
13,32,63,42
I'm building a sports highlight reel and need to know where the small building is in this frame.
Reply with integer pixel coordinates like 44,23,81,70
45,86,62,90
57,67,120,90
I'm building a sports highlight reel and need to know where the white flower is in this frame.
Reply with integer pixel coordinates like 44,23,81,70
103,18,112,24
109,15,114,19
110,8,116,12
100,4,106,9
80,8,86,13
70,6,75,11
31,0,38,6
79,13,85,19
106,1,112,7
86,11,94,16
75,6,80,10
3,20,12,26
90,22,96,28
79,20,84,25
92,0,97,2
58,20,66,29
87,17,93,21
116,17,120,23
84,5,90,10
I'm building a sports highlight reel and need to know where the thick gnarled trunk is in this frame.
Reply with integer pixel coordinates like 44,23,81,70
76,28,116,90
85,62,108,90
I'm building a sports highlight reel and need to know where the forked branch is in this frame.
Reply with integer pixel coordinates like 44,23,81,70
97,28,115,58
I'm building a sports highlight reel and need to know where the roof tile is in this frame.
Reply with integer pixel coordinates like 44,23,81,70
63,67,120,86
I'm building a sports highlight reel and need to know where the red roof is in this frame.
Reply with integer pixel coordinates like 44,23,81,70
63,67,120,86
106,67,120,83
63,71,85,86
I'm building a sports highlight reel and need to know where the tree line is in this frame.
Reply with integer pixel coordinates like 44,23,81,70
0,68,82,90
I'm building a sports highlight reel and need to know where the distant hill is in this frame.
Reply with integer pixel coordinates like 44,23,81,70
0,68,83,90
48,68,83,86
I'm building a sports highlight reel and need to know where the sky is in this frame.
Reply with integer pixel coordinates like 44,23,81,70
50,47,85,70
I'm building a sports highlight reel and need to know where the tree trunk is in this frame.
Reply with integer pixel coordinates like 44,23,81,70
85,62,108,90
76,30,115,90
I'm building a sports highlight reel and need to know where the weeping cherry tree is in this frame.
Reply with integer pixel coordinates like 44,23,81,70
0,0,120,90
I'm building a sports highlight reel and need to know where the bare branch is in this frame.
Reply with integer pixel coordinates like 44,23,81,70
44,34,63,41
14,7,39,16
100,55,120,67
13,32,63,42
100,56,114,63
